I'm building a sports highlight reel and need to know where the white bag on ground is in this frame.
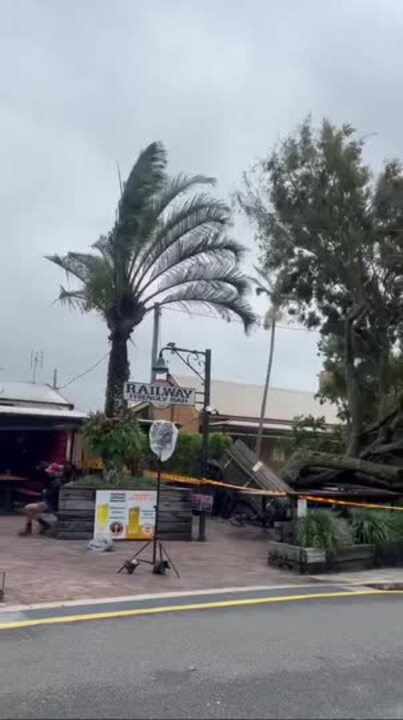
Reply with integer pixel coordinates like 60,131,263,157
87,535,115,552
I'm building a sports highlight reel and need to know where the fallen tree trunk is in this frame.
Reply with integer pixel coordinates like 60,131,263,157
361,440,403,460
282,451,403,488
294,471,395,492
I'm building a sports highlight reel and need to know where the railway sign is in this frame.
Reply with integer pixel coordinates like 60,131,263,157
124,381,196,408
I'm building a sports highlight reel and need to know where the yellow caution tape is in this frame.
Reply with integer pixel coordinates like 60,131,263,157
299,494,403,511
150,470,403,511
149,470,287,496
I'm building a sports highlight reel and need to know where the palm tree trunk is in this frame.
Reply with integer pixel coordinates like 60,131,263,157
255,314,276,458
105,331,130,416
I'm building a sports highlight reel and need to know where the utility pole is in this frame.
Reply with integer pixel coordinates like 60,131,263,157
150,304,161,382
30,350,44,384
199,348,212,542
52,368,58,389
200,348,212,478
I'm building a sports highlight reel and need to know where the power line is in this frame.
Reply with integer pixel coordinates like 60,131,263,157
57,308,315,393
163,306,318,333
59,351,110,390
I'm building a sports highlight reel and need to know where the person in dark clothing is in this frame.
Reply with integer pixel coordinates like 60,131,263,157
18,462,65,536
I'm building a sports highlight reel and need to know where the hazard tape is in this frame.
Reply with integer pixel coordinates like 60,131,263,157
299,495,403,512
148,470,287,496
150,470,403,511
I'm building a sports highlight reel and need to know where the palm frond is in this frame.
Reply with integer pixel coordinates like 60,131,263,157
132,195,229,289
117,142,167,234
47,251,115,316
140,231,245,296
145,173,217,221
58,286,87,311
156,281,256,331
144,257,249,304
46,252,110,284
125,174,218,283
155,194,229,248
92,234,114,265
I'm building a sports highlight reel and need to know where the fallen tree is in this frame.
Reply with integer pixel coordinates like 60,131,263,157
282,449,403,495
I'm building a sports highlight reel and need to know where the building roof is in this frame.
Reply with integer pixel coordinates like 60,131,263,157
173,376,339,426
0,404,86,421
0,381,72,409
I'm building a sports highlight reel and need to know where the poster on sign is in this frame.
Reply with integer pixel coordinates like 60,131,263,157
94,490,157,540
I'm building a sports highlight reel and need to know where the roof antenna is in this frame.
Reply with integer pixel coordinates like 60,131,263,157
30,349,44,384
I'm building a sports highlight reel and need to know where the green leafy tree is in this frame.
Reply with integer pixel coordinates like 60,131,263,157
318,335,403,427
167,432,232,476
83,409,147,481
291,414,344,454
238,118,403,455
48,143,255,415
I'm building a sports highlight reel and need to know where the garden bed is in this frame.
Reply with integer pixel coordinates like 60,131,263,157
268,541,376,574
268,541,326,574
54,482,193,541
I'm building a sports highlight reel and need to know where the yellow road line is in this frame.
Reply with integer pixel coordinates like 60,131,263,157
1,589,398,631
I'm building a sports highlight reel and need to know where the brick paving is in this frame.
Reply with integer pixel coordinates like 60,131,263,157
0,515,307,607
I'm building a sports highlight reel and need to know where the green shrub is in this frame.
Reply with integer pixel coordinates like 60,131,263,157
297,510,352,558
349,509,398,546
83,410,147,481
208,433,233,461
167,432,232,476
384,510,403,541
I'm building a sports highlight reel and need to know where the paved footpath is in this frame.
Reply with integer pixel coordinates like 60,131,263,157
0,515,309,607
3,515,403,611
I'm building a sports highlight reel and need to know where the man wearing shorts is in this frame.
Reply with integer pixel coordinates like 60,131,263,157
19,462,64,536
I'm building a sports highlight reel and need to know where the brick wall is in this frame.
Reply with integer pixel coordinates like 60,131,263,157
154,403,200,434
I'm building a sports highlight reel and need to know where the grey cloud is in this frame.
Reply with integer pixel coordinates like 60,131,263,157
0,0,401,409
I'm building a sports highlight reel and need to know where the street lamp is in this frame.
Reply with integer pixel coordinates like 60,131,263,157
153,343,212,541
153,343,212,476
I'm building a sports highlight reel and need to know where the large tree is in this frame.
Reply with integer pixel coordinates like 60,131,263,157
237,119,403,455
49,142,255,415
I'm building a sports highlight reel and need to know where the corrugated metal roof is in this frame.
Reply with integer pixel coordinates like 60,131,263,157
224,439,293,494
0,382,72,407
174,376,339,425
210,420,308,432
0,405,85,420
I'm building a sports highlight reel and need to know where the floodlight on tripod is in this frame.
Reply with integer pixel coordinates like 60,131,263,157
117,420,180,578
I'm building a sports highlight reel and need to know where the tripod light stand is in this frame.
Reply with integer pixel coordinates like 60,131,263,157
118,421,180,577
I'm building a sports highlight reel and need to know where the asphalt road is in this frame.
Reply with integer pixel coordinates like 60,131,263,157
1,594,403,719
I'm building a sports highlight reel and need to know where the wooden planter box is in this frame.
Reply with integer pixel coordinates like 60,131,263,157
268,541,376,574
376,541,403,567
329,544,375,572
55,485,193,541
268,541,326,574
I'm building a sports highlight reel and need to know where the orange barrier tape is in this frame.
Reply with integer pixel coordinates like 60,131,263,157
299,494,403,512
150,471,403,510
148,470,287,496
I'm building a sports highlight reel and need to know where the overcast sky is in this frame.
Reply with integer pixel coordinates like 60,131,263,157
1,0,403,411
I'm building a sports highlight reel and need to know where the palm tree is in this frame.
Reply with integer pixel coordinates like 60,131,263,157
48,142,255,415
254,270,283,458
